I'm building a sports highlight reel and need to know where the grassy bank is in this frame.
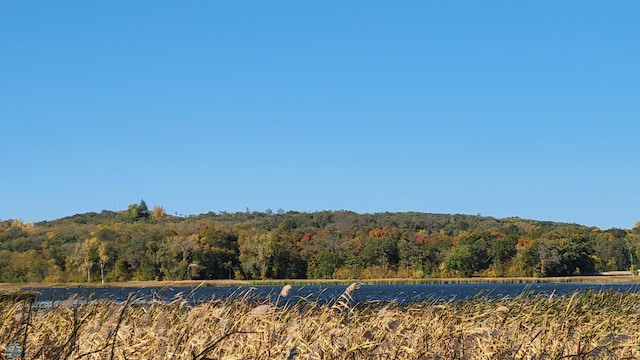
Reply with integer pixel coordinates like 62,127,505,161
1,285,639,359
2,274,638,291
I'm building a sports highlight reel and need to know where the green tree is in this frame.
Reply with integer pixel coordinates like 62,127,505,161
591,230,631,272
358,236,399,270
67,238,100,282
237,229,304,279
157,234,198,280
127,199,150,221
138,199,149,218
195,226,239,279
445,232,492,277
98,240,116,284
489,233,518,276
537,242,562,277
445,245,475,277
308,250,343,278
397,232,444,278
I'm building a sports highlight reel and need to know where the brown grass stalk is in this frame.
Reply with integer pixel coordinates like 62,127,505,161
1,289,640,359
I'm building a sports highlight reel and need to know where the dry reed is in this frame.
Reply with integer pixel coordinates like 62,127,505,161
1,285,639,359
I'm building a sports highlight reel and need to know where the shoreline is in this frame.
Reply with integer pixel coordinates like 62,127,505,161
2,274,639,291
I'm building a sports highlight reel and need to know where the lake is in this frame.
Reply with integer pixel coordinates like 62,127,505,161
24,282,640,306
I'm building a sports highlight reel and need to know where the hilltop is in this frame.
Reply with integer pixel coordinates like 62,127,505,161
1,202,638,283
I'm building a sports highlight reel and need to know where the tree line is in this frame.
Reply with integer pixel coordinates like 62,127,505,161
1,201,639,283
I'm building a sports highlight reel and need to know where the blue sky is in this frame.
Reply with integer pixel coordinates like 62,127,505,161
1,1,638,229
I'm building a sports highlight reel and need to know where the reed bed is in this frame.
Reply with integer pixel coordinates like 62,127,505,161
1,285,639,359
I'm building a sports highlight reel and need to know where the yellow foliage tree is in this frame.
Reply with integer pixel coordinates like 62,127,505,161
152,205,167,221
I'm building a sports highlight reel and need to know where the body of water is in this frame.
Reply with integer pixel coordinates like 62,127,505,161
24,283,640,306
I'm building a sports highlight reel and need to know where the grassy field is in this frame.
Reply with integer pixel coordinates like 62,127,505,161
1,284,639,359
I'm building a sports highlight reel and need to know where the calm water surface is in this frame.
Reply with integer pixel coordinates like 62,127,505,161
25,283,640,305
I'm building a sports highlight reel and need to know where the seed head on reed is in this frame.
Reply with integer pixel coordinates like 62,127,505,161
331,282,363,315
345,282,362,294
2,289,640,359
280,285,292,298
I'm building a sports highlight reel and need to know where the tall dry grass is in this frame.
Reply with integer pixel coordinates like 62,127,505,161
1,285,639,359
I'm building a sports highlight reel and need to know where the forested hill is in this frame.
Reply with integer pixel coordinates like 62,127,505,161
1,201,639,283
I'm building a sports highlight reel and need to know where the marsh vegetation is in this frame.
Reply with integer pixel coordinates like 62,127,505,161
1,285,639,359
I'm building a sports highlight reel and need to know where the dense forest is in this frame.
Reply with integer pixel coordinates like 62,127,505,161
1,200,639,283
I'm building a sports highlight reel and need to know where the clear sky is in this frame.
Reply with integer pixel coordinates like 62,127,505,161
1,1,638,229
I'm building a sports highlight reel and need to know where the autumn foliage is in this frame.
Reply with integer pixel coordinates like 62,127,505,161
0,206,638,282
